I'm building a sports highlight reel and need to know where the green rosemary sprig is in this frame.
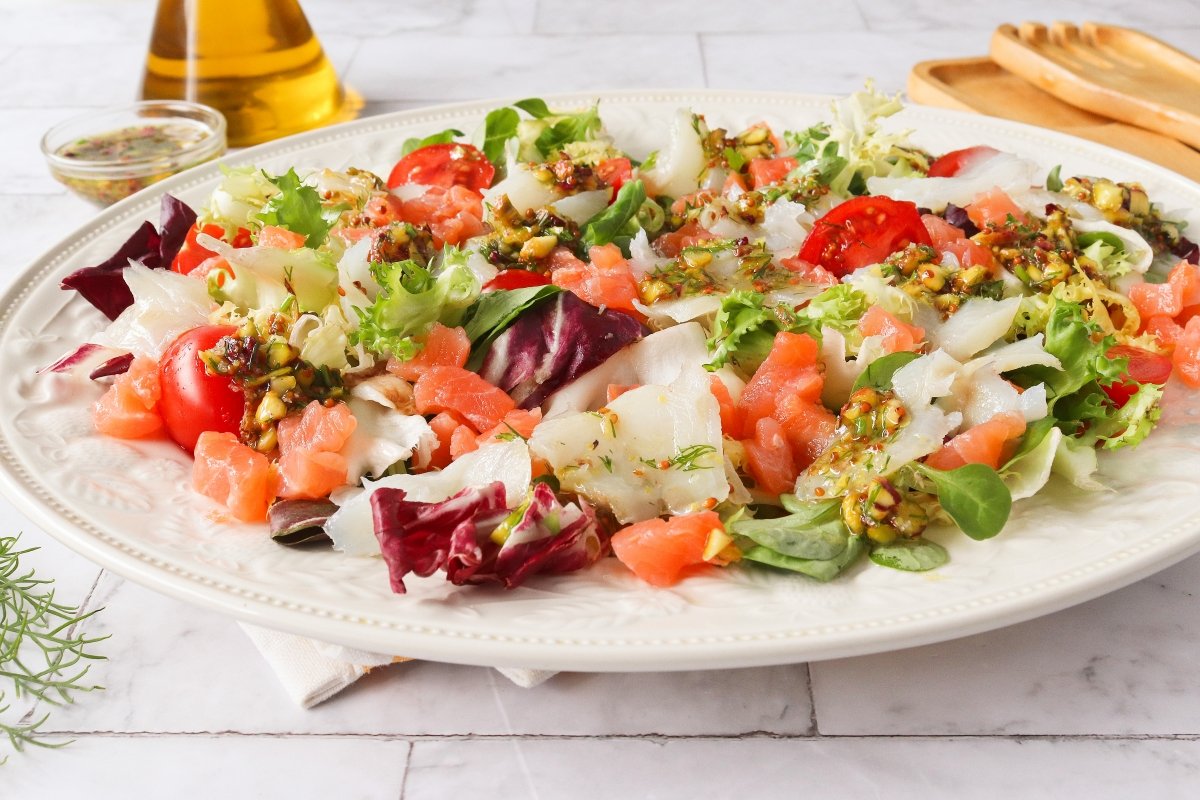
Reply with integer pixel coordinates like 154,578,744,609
0,535,106,761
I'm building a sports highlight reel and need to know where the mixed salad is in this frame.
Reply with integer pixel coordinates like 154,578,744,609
50,87,1200,592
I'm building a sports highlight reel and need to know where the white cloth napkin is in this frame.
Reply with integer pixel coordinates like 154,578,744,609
241,623,557,707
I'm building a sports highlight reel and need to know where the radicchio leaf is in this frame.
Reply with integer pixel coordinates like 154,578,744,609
942,203,979,238
268,498,338,546
158,193,199,265
371,483,509,593
479,291,644,409
89,352,134,380
1174,236,1199,266
60,194,197,320
38,342,131,378
371,480,604,593
492,481,602,587
61,221,161,320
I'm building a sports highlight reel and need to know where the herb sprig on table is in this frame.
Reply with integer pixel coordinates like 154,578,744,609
0,535,105,761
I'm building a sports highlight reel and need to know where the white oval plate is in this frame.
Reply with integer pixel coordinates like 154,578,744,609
3,91,1200,671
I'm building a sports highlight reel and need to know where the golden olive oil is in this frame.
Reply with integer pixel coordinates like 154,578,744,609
140,0,348,146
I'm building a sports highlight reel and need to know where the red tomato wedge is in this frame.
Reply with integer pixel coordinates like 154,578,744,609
172,223,251,275
594,157,633,199
927,146,1000,178
483,270,552,291
387,143,495,191
158,326,245,453
797,196,932,277
1102,345,1173,407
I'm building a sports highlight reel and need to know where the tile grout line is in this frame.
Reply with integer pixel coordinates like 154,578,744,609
804,662,820,737
397,740,414,800
31,730,1200,742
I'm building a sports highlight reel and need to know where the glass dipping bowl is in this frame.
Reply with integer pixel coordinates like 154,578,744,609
41,101,227,206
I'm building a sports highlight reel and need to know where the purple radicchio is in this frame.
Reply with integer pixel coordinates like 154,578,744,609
479,291,644,409
1173,236,1199,266
371,480,603,594
38,343,132,379
60,194,197,320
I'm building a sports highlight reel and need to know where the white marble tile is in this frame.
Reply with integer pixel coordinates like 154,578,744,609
0,43,144,108
304,0,538,38
0,0,152,45
0,108,93,196
343,34,705,102
45,573,813,736
812,553,1200,736
701,31,987,95
857,0,1198,31
404,736,1200,799
3,735,409,798
534,0,865,33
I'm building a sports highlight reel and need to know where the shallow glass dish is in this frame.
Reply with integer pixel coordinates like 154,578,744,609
41,101,226,206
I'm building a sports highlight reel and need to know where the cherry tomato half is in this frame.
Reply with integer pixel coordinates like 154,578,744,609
927,146,1001,178
159,326,245,453
595,157,633,200
1101,344,1174,407
172,223,252,275
386,143,495,192
797,195,933,277
483,270,553,291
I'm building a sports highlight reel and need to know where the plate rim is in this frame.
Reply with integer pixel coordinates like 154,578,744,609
3,89,1200,671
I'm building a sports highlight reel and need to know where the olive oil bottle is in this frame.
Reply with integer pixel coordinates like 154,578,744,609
140,0,350,146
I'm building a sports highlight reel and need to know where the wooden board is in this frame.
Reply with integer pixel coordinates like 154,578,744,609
990,22,1200,150
909,55,1200,182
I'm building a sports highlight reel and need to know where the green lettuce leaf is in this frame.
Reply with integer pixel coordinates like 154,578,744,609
794,283,870,335
255,168,342,248
782,84,929,195
350,255,480,359
705,290,796,372
1086,382,1164,450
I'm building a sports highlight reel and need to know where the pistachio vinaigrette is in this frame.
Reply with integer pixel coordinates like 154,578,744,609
54,87,1200,593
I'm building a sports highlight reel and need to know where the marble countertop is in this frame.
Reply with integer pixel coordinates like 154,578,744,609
3,1,1200,796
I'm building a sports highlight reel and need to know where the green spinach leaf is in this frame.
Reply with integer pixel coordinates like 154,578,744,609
462,284,562,370
481,107,520,168
1046,164,1064,192
581,179,646,251
852,351,921,392
400,128,464,157
914,462,1012,540
869,538,949,571
740,534,866,582
730,499,847,560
